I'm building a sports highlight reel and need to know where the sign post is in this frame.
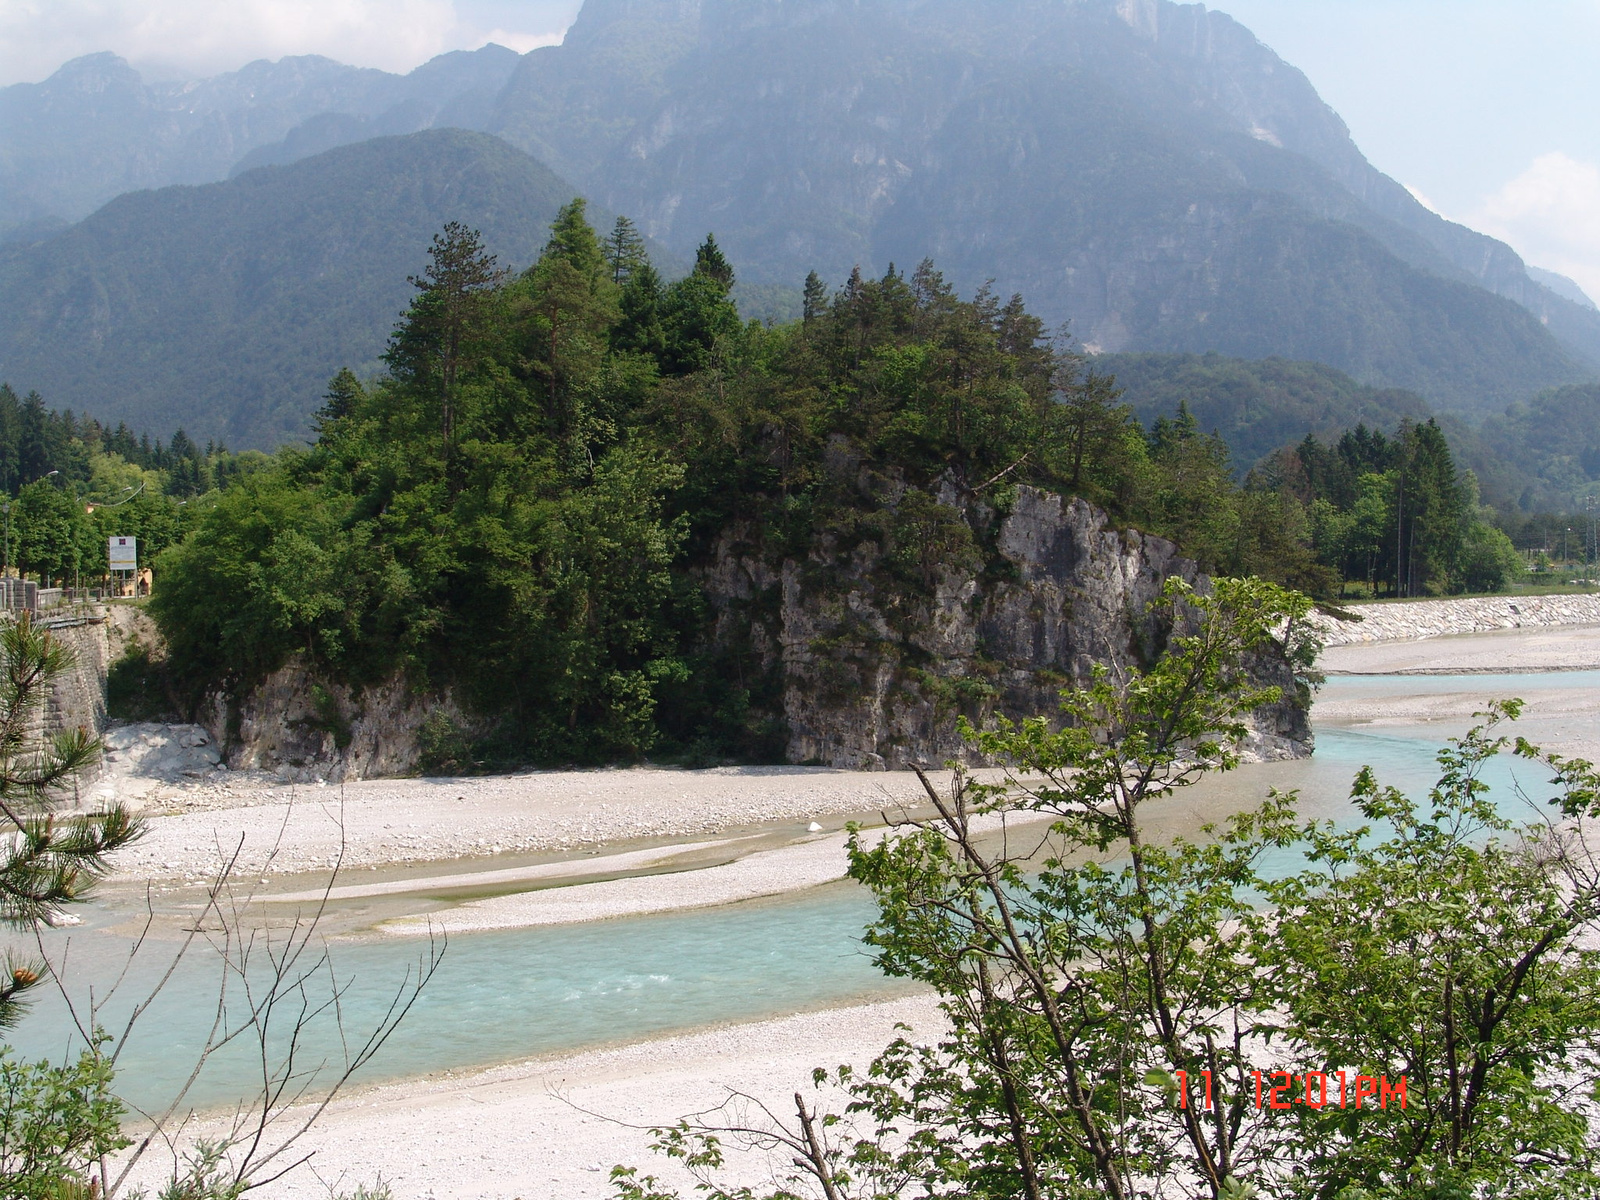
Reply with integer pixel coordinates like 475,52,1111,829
109,537,137,594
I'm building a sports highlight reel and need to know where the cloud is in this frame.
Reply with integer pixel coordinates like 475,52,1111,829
0,0,577,85
1472,152,1600,304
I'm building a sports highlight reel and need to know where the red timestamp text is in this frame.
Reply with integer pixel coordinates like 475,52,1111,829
1172,1070,1407,1111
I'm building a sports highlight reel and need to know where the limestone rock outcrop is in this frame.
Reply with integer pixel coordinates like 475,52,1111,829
703,485,1312,771
199,662,481,783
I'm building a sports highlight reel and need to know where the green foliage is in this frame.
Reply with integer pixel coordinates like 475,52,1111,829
613,596,1600,1200
145,211,1408,762
0,379,263,591
416,711,472,776
0,1041,128,1199
1456,520,1523,592
1259,418,1519,596
605,216,651,287
156,1142,247,1200
12,481,90,585
0,614,140,1029
1260,702,1600,1196
154,210,693,764
105,639,174,722
1104,353,1435,474
1480,382,1600,511
149,469,355,693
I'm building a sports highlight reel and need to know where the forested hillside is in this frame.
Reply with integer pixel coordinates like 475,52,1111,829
0,131,588,447
1100,354,1436,475
1479,383,1600,511
131,207,1522,767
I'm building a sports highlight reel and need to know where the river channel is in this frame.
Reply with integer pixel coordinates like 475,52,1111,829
10,670,1590,1115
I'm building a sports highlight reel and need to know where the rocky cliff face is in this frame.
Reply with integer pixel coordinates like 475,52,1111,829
701,485,1311,771
198,662,482,783
198,487,1310,780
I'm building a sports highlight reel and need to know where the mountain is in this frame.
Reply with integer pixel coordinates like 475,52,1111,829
4,0,1600,438
1528,268,1598,313
1097,350,1521,506
0,45,521,242
1099,353,1434,471
0,130,584,448
1479,383,1600,510
484,0,1599,415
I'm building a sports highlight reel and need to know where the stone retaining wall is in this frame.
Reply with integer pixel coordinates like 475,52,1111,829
1311,594,1600,646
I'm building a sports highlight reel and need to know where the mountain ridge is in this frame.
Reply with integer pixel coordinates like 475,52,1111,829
2,0,1598,436
481,0,1600,402
0,45,521,240
0,130,590,447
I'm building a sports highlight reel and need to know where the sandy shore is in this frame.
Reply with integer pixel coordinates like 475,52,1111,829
119,993,943,1200
1317,624,1600,762
1321,622,1600,674
108,764,943,886
93,622,1600,1198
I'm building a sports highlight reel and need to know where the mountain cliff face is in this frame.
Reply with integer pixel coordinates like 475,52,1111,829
486,0,1597,414
724,484,1309,770
208,488,1311,780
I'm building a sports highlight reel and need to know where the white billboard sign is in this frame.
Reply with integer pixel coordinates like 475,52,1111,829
108,537,137,571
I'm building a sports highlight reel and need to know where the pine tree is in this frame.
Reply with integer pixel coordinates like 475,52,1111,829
544,199,608,286
387,222,509,462
0,614,138,1028
802,271,828,324
17,393,53,486
692,233,735,290
605,216,650,286
614,262,668,360
315,367,366,439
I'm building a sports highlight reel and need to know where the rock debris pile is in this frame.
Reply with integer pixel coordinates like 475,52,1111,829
1314,595,1600,647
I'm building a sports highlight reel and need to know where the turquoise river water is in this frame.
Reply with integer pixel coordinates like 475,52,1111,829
10,670,1591,1114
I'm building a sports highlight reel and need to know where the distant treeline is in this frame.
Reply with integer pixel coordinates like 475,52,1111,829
0,383,254,498
0,383,267,583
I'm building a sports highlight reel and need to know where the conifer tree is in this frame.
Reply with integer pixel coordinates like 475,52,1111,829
387,222,508,463
605,216,650,286
614,262,668,360
315,367,366,439
692,233,735,290
543,199,609,285
802,271,827,323
0,615,138,1029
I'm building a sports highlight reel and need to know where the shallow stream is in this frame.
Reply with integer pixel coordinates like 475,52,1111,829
11,671,1588,1114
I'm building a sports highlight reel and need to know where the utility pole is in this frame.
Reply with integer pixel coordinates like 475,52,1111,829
1587,496,1598,587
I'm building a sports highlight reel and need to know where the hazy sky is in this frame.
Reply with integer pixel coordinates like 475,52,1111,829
1,0,1594,300
1221,0,1600,301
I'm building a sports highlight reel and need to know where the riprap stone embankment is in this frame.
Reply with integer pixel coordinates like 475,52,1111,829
1313,594,1600,647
